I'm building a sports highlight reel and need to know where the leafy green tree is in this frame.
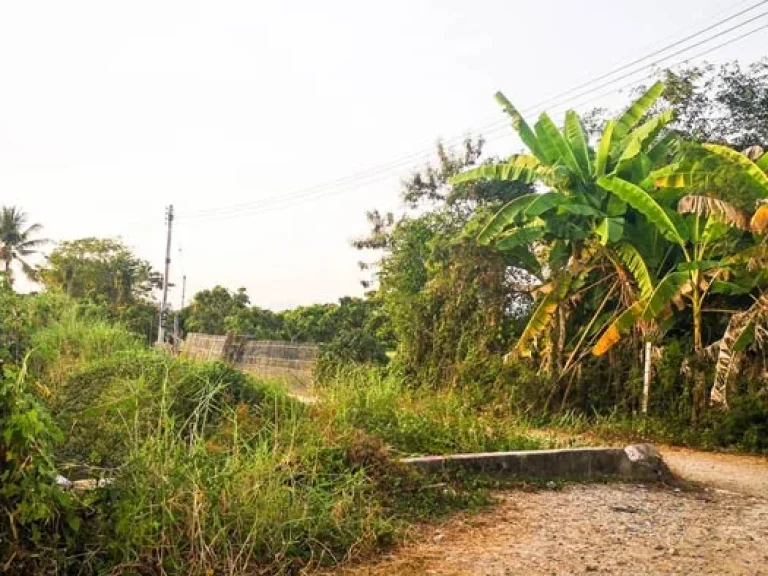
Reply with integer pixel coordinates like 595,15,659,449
595,144,768,356
0,207,48,290
584,59,768,148
356,139,534,386
280,303,337,342
183,286,250,335
225,305,285,339
42,238,160,307
41,237,161,340
660,59,768,148
642,144,768,409
278,297,389,344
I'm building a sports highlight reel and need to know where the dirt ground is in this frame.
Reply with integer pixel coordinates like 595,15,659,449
332,447,768,576
662,446,768,498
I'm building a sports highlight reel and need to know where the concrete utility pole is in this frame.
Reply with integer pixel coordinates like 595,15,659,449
642,341,652,415
157,204,174,344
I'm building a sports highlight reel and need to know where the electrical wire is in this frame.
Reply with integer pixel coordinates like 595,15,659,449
177,5,768,224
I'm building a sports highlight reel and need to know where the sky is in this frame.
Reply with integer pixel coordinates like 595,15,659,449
1,0,766,310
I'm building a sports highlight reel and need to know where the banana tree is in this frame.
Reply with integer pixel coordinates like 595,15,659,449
668,144,768,405
450,82,675,370
594,143,768,409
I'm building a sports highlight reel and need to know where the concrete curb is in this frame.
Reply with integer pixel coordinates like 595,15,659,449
401,444,670,481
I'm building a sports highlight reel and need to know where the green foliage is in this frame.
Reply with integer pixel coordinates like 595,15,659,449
2,296,514,573
0,360,76,572
703,395,768,451
598,175,686,244
450,66,768,422
320,366,543,456
379,211,532,386
356,141,534,388
180,286,394,360
30,309,294,468
544,395,768,454
42,237,160,306
315,328,389,383
660,60,768,148
0,289,33,366
30,306,143,380
451,83,682,382
0,206,48,289
182,285,252,334
41,237,162,341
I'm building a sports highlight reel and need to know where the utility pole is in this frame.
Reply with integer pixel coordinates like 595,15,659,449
180,274,187,309
642,341,652,415
157,204,174,344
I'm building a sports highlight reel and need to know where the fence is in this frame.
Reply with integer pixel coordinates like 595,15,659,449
182,333,319,386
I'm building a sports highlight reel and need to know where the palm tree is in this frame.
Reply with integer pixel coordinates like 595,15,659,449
0,206,48,289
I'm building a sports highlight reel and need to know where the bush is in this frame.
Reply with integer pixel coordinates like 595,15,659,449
48,348,300,470
30,310,143,383
702,395,768,452
0,361,76,573
314,328,389,383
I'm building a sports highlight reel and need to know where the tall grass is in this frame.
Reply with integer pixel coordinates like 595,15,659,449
6,305,518,574
30,302,144,395
319,366,544,456
85,371,398,574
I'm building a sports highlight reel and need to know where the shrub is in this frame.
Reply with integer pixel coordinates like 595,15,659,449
49,349,300,470
703,395,768,452
90,393,396,574
0,361,76,573
314,328,389,383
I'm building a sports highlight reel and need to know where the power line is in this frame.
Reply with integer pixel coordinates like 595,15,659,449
180,3,767,222
179,6,766,222
177,7,768,224
533,0,768,111
178,20,768,227
479,18,768,144
536,7,768,112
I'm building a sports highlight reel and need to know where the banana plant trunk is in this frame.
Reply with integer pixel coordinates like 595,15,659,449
692,289,703,354
690,282,706,423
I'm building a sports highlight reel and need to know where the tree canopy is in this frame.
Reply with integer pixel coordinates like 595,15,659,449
41,237,162,340
42,237,160,307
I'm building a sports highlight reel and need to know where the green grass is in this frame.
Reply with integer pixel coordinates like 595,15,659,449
528,404,768,454
318,366,545,456
3,306,546,574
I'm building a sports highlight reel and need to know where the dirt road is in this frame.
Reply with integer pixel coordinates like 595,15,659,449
334,447,768,575
662,446,768,498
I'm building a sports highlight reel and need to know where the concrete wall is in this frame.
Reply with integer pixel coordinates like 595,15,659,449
401,445,670,481
182,332,318,385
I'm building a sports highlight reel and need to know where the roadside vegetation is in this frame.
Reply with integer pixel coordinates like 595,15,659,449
1,293,536,574
2,59,768,573
348,59,768,453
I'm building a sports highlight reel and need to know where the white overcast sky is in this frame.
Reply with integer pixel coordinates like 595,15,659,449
1,0,766,309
